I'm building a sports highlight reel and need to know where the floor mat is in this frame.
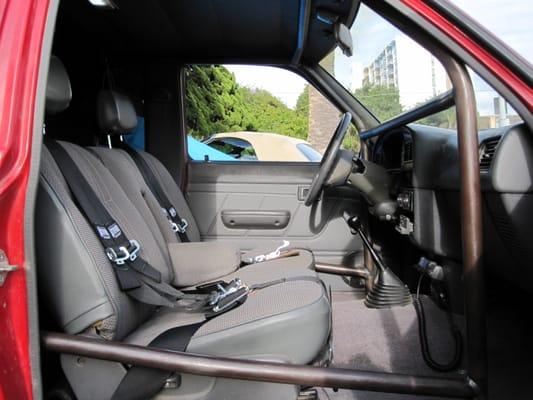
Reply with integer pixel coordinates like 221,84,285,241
317,293,465,400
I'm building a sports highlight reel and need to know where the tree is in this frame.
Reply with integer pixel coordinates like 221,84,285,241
185,65,247,138
186,65,310,140
295,84,309,118
354,83,403,122
241,87,307,139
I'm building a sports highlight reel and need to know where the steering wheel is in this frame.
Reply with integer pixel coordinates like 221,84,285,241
305,112,353,206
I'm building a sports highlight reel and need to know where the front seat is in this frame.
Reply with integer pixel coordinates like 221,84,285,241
91,90,316,282
36,56,331,400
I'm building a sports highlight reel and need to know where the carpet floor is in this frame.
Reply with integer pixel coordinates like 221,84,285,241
317,291,533,399
316,293,464,400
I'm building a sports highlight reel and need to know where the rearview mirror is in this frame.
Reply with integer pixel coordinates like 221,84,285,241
334,23,353,57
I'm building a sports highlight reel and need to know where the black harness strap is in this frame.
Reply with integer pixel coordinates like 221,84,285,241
46,140,187,307
111,322,204,400
119,143,190,242
249,275,323,291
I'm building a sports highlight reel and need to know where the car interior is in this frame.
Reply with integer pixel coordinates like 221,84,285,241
33,0,533,399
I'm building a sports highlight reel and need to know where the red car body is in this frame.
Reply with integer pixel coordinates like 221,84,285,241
0,1,530,399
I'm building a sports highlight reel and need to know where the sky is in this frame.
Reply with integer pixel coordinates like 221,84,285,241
225,65,306,109
227,1,531,117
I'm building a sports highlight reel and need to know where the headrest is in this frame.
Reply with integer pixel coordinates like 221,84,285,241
46,56,72,115
97,90,137,135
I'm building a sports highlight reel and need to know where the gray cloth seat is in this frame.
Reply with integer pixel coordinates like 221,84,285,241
36,57,331,400
91,145,316,287
92,90,316,285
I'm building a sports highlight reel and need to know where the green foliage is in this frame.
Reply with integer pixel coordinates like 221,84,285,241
186,65,308,140
241,87,308,139
295,84,309,118
342,129,361,153
417,107,457,129
354,83,403,122
185,65,248,139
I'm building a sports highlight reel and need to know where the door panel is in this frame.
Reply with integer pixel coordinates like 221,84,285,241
187,162,363,265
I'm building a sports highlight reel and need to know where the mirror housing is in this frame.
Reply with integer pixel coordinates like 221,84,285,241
334,23,353,57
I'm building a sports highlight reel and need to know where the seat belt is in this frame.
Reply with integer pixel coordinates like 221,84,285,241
45,140,199,308
111,322,203,400
119,143,190,242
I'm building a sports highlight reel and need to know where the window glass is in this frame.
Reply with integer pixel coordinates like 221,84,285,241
449,0,532,65
320,3,524,130
321,4,451,125
205,137,258,160
296,143,323,162
185,65,358,162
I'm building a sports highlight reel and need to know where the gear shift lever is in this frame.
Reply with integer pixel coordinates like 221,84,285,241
344,213,412,308
345,214,387,273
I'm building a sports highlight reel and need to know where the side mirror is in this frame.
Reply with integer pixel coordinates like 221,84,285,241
334,23,353,57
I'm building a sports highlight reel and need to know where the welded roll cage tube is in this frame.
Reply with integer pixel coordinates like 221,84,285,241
42,5,487,400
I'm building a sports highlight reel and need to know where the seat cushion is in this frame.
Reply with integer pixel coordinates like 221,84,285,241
125,278,331,365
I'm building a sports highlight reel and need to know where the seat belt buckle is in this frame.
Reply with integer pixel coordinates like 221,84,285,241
209,278,248,306
212,286,249,314
171,218,188,234
106,239,140,265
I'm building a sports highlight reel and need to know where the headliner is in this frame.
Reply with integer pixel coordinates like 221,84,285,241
54,0,359,64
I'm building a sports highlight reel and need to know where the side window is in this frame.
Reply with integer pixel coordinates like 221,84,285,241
185,65,355,162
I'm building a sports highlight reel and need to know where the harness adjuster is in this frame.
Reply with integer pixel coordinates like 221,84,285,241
106,239,141,265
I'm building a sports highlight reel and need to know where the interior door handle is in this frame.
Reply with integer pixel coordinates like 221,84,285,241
221,210,290,229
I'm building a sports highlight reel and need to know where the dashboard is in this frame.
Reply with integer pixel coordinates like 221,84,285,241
371,122,533,292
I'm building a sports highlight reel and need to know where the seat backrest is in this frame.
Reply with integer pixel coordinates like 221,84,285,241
36,58,174,340
95,90,201,243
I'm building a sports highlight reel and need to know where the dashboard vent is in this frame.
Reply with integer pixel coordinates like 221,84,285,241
479,137,501,172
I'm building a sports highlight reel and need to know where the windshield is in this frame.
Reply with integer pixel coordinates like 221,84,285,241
449,0,532,65
322,3,525,129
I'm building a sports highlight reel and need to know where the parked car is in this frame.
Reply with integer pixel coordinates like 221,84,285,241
187,135,235,161
203,132,323,161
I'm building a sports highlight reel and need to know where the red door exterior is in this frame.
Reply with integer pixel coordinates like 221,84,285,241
0,1,50,399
